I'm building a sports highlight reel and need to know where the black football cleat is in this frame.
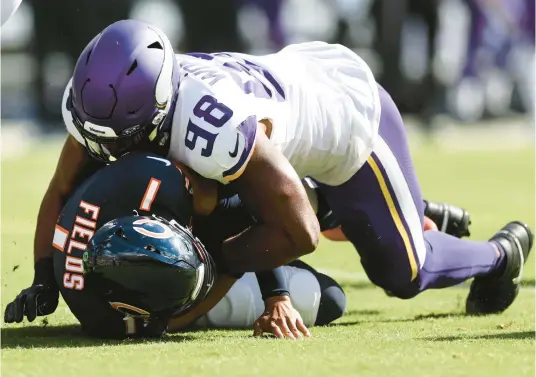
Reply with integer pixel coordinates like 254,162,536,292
466,221,534,315
424,200,472,238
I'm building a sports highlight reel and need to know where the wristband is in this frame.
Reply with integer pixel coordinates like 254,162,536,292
256,267,290,300
32,258,58,288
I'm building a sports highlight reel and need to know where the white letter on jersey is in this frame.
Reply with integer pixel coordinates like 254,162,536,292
65,256,84,273
63,273,84,290
79,201,100,220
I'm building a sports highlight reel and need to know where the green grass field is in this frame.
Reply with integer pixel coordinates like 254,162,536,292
1,135,535,377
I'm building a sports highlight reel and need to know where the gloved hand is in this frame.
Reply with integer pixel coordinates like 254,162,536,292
4,284,59,323
4,258,59,323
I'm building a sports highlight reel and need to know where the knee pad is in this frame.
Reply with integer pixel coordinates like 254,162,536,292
285,266,321,326
315,277,347,325
195,267,322,328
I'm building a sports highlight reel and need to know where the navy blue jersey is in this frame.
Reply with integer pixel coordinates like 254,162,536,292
51,151,334,338
52,152,192,338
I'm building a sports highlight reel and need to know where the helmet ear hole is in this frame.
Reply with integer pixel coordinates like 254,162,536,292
147,41,163,50
115,227,127,239
144,245,160,254
85,49,93,65
126,60,138,76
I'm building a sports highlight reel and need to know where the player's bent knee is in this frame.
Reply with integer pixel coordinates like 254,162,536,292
367,271,420,300
384,284,420,300
315,274,347,325
367,265,420,300
360,245,421,300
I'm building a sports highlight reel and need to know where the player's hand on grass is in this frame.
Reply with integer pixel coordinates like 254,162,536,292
4,284,59,323
4,259,59,324
253,295,311,339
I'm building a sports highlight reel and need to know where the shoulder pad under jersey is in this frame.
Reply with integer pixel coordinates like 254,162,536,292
169,73,258,184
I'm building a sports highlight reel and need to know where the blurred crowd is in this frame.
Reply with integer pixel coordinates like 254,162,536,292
1,0,534,133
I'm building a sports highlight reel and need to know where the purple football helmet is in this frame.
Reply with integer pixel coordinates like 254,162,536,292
67,19,180,162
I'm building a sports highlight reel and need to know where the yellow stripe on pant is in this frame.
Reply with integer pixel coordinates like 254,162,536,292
367,156,418,280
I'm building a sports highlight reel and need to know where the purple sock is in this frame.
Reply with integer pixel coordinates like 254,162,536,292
417,231,501,291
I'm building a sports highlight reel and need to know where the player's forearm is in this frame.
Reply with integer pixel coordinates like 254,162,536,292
223,224,308,273
33,187,66,262
227,168,320,272
167,275,237,332
34,136,87,262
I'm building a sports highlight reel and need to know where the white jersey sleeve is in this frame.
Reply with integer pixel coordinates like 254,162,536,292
61,78,85,145
169,71,260,184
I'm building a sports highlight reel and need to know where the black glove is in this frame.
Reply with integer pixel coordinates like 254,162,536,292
4,285,59,323
4,258,59,323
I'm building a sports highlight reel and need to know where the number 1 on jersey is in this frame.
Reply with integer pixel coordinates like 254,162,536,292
140,178,162,211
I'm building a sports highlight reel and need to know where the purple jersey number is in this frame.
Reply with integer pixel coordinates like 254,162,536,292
184,95,234,158
187,52,286,102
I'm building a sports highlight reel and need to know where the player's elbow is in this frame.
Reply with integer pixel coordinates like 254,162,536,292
274,184,320,258
286,208,320,258
299,217,320,255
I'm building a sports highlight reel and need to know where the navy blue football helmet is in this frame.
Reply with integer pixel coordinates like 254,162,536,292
83,215,215,320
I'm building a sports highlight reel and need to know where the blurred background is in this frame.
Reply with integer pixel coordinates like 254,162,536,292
1,0,534,150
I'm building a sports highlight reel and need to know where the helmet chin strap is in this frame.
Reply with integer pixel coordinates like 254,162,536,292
148,86,179,155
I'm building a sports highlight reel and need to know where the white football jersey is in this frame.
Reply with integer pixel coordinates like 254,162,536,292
169,42,380,185
63,42,381,186
1,0,23,27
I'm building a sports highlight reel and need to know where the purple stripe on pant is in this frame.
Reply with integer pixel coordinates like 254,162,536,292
315,86,500,298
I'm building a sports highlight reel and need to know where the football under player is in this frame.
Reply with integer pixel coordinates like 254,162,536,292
30,20,532,338
4,152,348,338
